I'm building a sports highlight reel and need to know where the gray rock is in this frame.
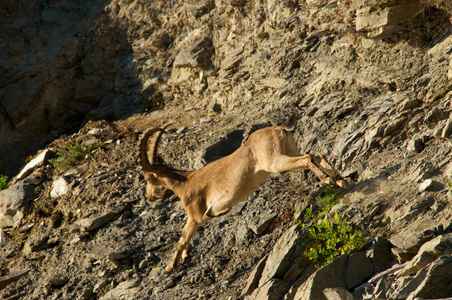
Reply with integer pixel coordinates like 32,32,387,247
207,99,221,114
399,233,452,276
407,256,452,300
390,218,438,253
346,251,374,289
173,36,213,69
49,274,69,287
293,255,349,300
0,183,36,216
88,128,112,137
199,116,212,124
292,252,374,300
407,139,424,153
389,256,452,300
90,245,114,260
323,287,356,300
107,248,133,263
441,119,452,138
369,237,394,272
248,225,312,299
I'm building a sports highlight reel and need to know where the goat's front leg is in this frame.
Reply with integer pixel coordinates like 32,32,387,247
311,154,348,188
268,154,334,185
165,219,198,273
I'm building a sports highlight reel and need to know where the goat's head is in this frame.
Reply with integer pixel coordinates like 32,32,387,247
143,170,171,201
138,128,172,202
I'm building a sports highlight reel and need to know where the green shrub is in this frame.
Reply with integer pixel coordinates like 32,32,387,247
319,184,339,210
301,212,366,268
0,174,8,191
49,142,102,172
298,184,367,268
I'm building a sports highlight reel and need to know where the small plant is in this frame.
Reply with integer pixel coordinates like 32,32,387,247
298,184,367,268
0,174,8,191
49,142,102,172
448,182,452,196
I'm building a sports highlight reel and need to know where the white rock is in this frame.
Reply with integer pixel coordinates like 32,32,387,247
200,117,212,124
50,176,71,198
419,179,433,193
88,128,112,136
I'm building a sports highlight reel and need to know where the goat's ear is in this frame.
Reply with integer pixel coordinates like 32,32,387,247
283,112,297,131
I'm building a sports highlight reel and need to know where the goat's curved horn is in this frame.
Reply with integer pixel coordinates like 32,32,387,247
138,128,166,171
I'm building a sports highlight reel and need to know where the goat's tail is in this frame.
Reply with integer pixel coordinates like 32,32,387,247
282,111,297,131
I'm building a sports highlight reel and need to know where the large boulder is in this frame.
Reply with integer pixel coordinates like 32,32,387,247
0,183,36,228
356,0,445,39
292,252,374,300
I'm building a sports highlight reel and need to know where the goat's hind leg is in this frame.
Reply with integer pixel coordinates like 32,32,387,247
165,219,198,273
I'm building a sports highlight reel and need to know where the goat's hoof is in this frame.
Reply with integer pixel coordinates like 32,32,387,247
163,266,173,274
334,176,350,189
320,177,334,185
336,179,348,189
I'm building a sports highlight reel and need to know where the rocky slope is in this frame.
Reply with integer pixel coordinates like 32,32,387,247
1,0,452,299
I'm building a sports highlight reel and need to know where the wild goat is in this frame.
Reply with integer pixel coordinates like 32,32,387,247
138,114,347,273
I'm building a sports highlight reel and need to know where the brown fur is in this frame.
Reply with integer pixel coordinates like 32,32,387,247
138,114,347,273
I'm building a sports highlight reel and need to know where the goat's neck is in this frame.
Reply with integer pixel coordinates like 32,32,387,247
156,165,191,196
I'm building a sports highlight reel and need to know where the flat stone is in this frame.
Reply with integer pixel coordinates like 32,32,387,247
390,256,452,300
258,225,309,287
407,256,452,299
249,213,277,235
107,248,133,263
0,268,30,290
242,255,268,296
90,245,114,260
173,36,212,69
356,1,423,39
75,211,118,231
99,279,141,300
23,233,50,255
15,149,53,181
441,119,452,138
